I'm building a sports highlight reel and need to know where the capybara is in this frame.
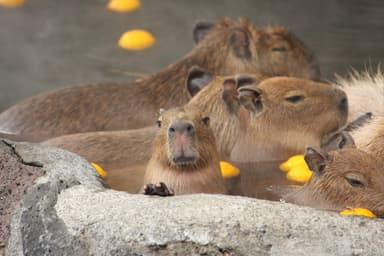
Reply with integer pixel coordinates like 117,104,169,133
44,73,347,191
143,107,226,195
0,18,320,141
284,147,384,217
230,77,348,162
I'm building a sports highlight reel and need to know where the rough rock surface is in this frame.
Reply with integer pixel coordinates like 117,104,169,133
4,141,384,256
0,140,44,255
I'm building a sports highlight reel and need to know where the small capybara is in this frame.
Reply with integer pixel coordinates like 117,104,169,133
0,18,320,141
143,107,226,195
44,72,347,191
284,147,384,217
229,77,348,162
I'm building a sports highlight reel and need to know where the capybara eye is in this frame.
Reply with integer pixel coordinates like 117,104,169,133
272,47,287,52
156,120,162,128
202,116,210,126
346,177,365,188
285,95,305,103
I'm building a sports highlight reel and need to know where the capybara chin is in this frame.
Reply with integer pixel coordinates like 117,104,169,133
143,107,226,195
0,17,320,142
284,147,384,217
230,77,348,162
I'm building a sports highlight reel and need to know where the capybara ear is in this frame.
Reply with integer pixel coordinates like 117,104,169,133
343,112,373,132
238,86,263,113
321,131,356,152
193,20,215,44
186,66,213,97
230,27,251,59
222,77,240,113
304,147,329,175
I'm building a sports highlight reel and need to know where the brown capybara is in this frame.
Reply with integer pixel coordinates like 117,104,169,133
143,107,226,195
284,147,384,217
0,17,320,142
44,72,347,192
229,77,348,162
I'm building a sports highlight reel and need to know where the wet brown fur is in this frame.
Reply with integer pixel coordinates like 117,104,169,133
0,18,320,142
144,107,226,195
230,77,348,161
284,148,384,217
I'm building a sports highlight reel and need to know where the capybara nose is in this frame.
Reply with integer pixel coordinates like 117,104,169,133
168,121,195,136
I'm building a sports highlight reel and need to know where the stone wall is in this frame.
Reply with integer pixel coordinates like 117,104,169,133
3,141,384,256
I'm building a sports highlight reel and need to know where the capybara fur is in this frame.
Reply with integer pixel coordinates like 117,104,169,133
284,147,384,217
0,18,320,141
143,107,226,195
230,77,348,161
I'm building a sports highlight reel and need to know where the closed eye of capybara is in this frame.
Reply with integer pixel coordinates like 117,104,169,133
284,147,384,217
143,106,226,195
0,17,320,142
230,77,348,162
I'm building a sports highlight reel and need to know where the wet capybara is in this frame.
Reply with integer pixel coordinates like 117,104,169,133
284,147,384,217
230,77,348,162
0,18,320,142
143,107,226,195
44,72,347,191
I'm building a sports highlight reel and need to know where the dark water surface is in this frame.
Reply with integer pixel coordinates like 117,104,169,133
0,0,384,110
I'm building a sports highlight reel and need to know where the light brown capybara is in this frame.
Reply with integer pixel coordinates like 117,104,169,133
284,147,384,217
0,18,320,142
230,77,348,162
143,107,226,195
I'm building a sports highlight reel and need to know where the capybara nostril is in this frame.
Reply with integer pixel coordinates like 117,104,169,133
168,121,195,136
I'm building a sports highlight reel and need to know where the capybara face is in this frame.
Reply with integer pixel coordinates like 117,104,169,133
230,76,348,161
286,147,384,217
153,107,217,170
254,26,320,80
257,77,348,135
195,18,320,80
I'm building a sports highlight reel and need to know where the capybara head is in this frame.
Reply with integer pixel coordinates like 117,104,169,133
193,17,320,80
152,106,218,171
285,147,384,217
229,76,348,161
185,67,262,158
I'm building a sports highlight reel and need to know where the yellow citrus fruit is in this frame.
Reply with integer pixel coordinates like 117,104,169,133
118,29,156,50
279,154,305,172
91,162,107,178
0,0,25,7
340,208,376,218
286,165,312,183
107,0,140,13
220,161,240,178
